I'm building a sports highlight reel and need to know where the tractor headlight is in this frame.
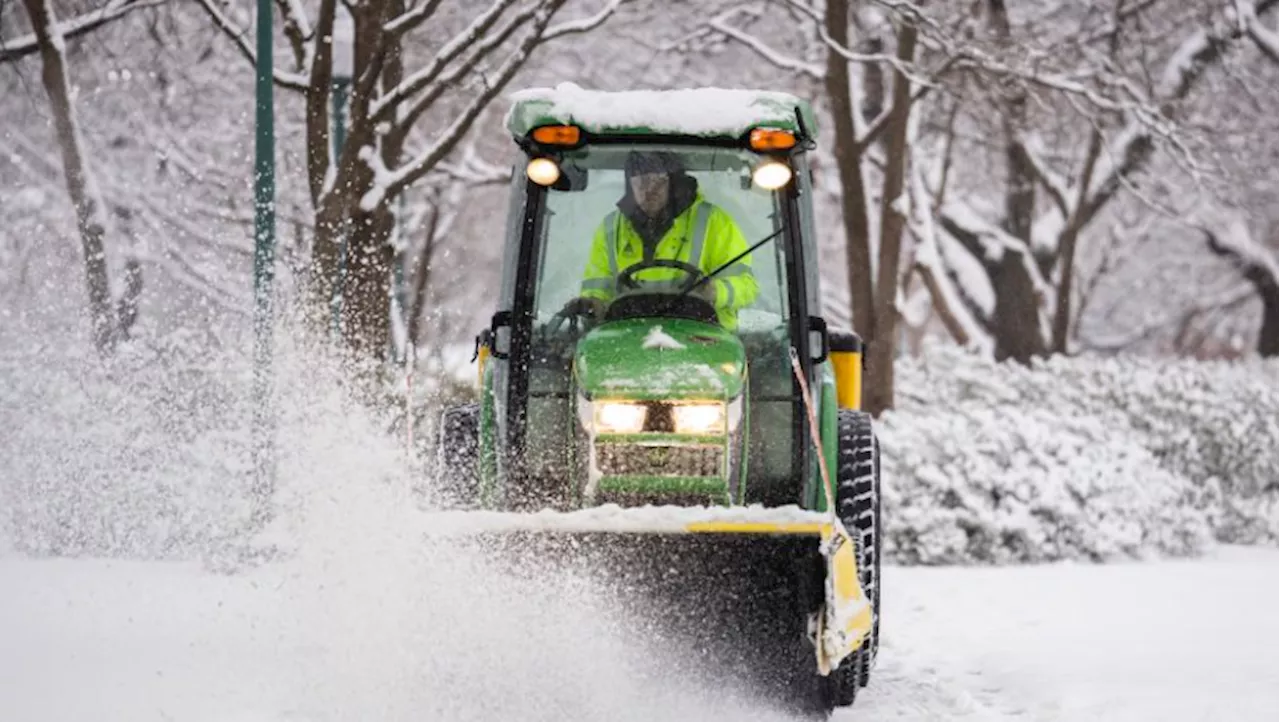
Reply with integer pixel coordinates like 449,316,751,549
594,402,647,434
672,402,726,435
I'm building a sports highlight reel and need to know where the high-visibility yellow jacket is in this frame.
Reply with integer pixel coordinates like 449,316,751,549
580,194,758,328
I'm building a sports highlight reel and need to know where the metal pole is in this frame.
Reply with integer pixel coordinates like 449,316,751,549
329,7,354,338
250,0,277,529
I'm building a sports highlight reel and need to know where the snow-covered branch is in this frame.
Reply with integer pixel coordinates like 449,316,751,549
707,7,824,79
364,3,561,207
939,202,1033,266
434,143,512,186
0,0,167,63
275,0,314,73
1202,221,1280,287
1236,0,1279,61
192,0,309,90
1021,2,1271,265
783,0,934,81
1012,133,1070,218
370,0,518,122
390,2,540,134
541,0,623,40
384,0,445,36
907,152,988,349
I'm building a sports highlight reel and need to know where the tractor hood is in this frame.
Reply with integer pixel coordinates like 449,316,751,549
574,318,746,400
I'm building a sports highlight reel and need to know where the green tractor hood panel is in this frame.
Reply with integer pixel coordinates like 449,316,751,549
575,318,746,400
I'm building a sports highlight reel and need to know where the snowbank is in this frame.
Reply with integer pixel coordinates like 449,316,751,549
881,344,1279,564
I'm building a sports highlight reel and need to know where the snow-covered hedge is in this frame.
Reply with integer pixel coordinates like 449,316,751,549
881,344,1279,564
3,323,1274,566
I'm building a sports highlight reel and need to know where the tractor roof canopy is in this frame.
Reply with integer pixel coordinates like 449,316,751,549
506,83,819,144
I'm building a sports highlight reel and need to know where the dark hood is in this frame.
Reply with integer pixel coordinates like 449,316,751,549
616,173,699,251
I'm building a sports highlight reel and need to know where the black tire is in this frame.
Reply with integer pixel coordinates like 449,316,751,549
766,411,882,717
835,409,881,692
436,403,480,508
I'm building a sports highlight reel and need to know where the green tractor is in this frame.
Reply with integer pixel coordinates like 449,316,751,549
435,85,881,715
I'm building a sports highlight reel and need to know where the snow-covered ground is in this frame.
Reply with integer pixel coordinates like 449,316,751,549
2,341,1274,721
861,545,1277,721
2,538,1273,721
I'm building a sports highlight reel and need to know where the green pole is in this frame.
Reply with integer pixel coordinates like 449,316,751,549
250,0,276,528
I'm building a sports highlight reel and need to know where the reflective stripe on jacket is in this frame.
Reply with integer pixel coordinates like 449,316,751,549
580,196,758,328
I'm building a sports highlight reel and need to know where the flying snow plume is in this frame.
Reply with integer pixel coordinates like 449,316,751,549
0,318,802,722
249,335,799,722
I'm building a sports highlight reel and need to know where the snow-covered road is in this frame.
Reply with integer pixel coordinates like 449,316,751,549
859,545,1277,721
2,540,1273,722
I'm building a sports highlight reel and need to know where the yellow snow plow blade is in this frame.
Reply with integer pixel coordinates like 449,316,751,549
419,504,871,673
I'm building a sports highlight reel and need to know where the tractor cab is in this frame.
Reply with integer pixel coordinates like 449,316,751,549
475,86,833,512
435,84,881,716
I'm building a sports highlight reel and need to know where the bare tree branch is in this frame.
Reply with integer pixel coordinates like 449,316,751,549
365,0,565,205
541,0,622,40
370,0,517,123
275,0,314,72
0,0,167,63
384,0,444,36
192,0,309,90
908,152,984,348
390,2,538,135
707,6,824,79
1204,225,1280,282
1012,132,1070,218
1236,0,1279,62
859,75,949,148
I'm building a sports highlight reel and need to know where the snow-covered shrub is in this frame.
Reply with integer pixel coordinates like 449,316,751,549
883,344,1278,564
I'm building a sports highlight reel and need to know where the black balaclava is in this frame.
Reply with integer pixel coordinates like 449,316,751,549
617,151,698,255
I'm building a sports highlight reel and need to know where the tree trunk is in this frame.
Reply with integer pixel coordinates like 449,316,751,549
824,0,875,341
311,195,346,330
987,0,1043,362
24,0,118,354
991,251,1046,361
989,0,1035,246
863,21,917,416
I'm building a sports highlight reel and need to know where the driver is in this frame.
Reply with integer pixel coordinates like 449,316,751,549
566,151,758,329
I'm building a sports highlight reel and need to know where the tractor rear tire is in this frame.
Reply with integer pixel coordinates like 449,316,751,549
836,409,881,691
436,403,480,508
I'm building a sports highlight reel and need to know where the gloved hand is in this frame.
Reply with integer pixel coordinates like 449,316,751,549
560,296,606,320
689,281,717,305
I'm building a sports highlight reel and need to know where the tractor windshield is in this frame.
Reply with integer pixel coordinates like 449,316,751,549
529,143,791,333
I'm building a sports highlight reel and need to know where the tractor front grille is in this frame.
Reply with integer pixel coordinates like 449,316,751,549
594,442,723,477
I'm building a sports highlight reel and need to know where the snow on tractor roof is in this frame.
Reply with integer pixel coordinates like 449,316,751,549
506,82,818,141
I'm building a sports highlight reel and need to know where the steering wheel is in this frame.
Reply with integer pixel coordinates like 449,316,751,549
615,259,705,294
543,297,597,340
